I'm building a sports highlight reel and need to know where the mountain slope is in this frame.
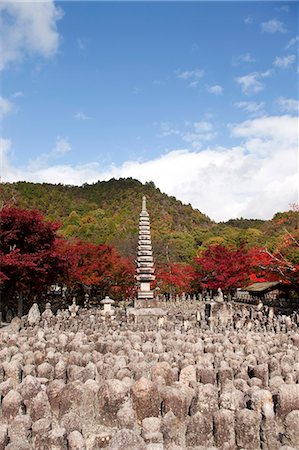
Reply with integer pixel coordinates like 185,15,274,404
0,178,211,262
1,178,297,263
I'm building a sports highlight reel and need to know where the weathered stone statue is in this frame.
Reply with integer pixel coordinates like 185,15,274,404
215,287,224,303
41,302,53,319
68,297,79,318
27,303,41,326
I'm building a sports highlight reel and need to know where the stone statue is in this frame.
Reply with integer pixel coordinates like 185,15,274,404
69,297,79,318
28,303,41,326
41,302,53,320
215,287,224,303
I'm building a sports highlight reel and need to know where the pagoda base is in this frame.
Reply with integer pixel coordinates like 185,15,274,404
137,291,154,300
134,299,159,309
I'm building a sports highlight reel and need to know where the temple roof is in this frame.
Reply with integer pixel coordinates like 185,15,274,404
243,281,283,293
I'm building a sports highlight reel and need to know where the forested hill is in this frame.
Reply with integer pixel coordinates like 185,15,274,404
1,178,297,263
1,178,210,228
1,178,211,261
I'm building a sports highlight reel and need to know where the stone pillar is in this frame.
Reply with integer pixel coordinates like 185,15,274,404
136,196,155,303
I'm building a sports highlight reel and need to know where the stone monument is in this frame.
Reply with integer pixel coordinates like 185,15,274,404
215,287,224,303
100,295,115,321
27,303,41,326
136,196,155,305
69,297,79,318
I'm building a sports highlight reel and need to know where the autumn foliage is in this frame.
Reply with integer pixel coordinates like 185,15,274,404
247,247,275,283
194,244,252,292
194,241,299,293
250,233,299,288
0,205,298,307
0,206,135,302
0,207,66,294
156,262,196,295
57,239,135,298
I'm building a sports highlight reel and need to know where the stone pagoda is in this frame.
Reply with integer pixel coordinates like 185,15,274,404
136,196,155,302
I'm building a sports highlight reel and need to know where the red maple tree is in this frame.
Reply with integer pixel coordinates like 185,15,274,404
0,206,67,295
247,246,275,283
249,233,299,290
57,239,135,299
156,262,196,295
194,243,252,293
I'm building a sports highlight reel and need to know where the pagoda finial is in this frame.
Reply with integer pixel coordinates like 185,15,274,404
142,196,147,212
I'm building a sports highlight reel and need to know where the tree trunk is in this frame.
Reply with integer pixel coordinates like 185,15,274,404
17,293,23,318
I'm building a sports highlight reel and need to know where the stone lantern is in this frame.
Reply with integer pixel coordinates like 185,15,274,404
100,295,115,319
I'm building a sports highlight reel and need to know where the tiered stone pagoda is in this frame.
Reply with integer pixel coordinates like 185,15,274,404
136,196,155,301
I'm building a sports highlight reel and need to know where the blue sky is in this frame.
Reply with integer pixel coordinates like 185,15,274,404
1,1,298,221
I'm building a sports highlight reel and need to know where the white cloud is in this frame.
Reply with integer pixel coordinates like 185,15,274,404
182,121,216,149
0,96,13,119
231,115,296,156
233,53,256,66
27,136,71,170
177,69,204,80
276,97,299,114
0,1,63,70
244,16,253,25
176,68,204,87
260,69,272,78
160,121,215,149
285,36,298,50
277,5,289,12
0,138,23,182
273,54,296,69
207,85,223,95
234,101,266,117
0,139,11,178
160,122,180,137
53,136,71,154
12,91,24,98
235,71,270,96
1,116,297,222
0,138,12,163
261,19,287,33
77,37,89,51
75,111,89,120
236,74,262,96
193,122,213,133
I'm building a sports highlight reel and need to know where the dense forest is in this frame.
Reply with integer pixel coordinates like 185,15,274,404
0,178,298,317
1,178,298,265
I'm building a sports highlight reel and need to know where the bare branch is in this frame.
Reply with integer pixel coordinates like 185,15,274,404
261,248,296,275
283,227,299,247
